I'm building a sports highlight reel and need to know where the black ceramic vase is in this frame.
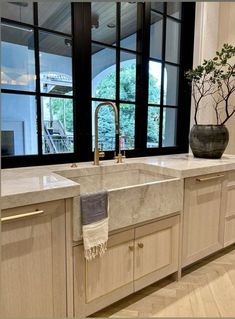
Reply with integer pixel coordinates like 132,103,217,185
189,124,229,159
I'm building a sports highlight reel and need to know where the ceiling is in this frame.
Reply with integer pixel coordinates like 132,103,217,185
1,2,180,57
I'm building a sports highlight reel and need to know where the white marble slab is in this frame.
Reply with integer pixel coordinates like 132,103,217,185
3,153,235,234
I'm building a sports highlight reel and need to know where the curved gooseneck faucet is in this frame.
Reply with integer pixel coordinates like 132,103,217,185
94,101,119,165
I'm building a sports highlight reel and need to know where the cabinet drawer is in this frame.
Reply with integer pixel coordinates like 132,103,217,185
1,200,63,222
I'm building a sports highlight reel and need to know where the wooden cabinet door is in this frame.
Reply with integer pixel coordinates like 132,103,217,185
224,171,235,246
134,215,179,291
1,200,67,318
182,174,225,267
74,229,134,317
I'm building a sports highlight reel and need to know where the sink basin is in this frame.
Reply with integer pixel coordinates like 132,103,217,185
70,167,170,193
57,163,183,237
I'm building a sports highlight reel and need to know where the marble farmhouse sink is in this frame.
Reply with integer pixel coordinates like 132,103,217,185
58,163,183,238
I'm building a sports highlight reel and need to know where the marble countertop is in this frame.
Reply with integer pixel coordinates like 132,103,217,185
2,153,235,209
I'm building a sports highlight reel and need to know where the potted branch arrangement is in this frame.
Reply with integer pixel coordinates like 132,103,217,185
186,43,235,159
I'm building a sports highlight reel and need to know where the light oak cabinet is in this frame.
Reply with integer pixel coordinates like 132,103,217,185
134,216,179,291
182,174,226,267
224,171,235,246
0,200,67,318
74,215,179,317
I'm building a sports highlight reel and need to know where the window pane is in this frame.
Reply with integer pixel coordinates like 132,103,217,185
165,18,181,63
147,106,160,148
1,2,33,24
91,3,116,46
38,2,71,34
92,45,116,100
148,61,162,104
167,3,181,19
150,12,163,59
1,93,38,156
164,64,179,106
151,3,164,13
39,31,73,95
92,101,116,151
120,104,135,150
120,3,137,51
1,23,35,91
163,108,177,147
41,97,74,154
120,51,136,102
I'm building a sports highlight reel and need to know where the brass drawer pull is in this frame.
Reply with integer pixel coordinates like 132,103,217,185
129,245,134,251
196,174,225,182
1,210,44,223
138,243,144,248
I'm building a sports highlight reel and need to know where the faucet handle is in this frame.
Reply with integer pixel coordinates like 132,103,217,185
114,150,126,163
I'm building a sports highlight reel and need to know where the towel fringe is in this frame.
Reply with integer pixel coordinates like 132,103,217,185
84,241,108,261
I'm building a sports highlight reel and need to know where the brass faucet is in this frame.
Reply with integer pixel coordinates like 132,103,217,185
94,101,118,165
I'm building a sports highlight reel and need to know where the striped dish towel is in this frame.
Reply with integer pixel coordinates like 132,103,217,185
80,191,109,261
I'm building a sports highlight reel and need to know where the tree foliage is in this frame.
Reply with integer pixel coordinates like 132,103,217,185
95,62,161,149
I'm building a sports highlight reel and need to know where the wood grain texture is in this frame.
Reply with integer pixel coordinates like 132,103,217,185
134,216,179,291
93,245,235,318
0,200,67,318
182,174,225,266
73,230,135,318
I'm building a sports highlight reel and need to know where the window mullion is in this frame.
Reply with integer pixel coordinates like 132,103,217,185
116,3,121,154
159,2,167,149
135,2,150,151
33,2,43,157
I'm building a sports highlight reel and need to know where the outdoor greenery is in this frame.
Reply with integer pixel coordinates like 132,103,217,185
49,97,73,133
94,61,161,149
48,61,161,151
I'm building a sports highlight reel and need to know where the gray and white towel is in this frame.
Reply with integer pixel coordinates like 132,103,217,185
81,191,109,261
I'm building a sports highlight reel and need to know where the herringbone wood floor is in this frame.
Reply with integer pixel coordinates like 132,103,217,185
92,245,235,317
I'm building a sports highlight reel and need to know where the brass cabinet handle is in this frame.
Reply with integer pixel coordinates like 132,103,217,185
138,243,144,248
1,210,44,223
196,174,225,182
129,245,134,251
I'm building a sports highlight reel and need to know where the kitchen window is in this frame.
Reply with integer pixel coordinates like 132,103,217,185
1,2,195,168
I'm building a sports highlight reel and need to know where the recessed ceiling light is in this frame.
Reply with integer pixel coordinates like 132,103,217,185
107,23,116,29
64,39,72,47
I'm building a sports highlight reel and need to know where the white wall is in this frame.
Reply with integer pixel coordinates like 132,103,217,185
218,2,235,154
191,2,235,154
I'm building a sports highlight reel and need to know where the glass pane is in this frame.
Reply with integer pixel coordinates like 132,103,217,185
167,3,181,19
1,23,35,91
148,61,162,104
150,12,163,59
1,93,38,156
92,3,116,46
147,106,160,148
38,2,71,34
41,97,74,154
163,108,177,147
165,18,181,63
164,64,179,106
120,3,137,51
39,31,73,95
1,2,33,24
120,104,135,150
92,101,116,151
120,51,136,102
151,2,164,13
92,45,116,99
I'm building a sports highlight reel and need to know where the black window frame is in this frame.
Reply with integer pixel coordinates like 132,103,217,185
1,2,195,168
